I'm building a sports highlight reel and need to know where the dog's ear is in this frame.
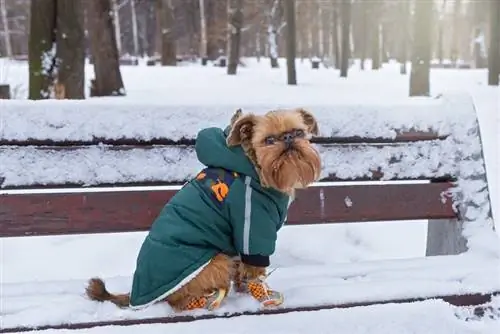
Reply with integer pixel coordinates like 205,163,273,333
227,113,258,146
296,108,319,136
230,108,243,127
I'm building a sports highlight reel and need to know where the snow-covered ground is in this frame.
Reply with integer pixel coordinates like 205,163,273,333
1,58,499,333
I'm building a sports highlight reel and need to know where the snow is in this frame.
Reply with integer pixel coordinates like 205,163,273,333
0,58,499,333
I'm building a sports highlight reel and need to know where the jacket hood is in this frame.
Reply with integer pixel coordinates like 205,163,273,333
195,126,260,180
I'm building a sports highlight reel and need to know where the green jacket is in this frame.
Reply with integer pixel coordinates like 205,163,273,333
129,126,291,308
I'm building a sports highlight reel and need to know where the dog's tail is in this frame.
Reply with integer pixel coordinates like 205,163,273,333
85,277,130,308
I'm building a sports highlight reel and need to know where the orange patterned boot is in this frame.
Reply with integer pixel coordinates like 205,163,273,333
239,275,284,308
183,288,228,311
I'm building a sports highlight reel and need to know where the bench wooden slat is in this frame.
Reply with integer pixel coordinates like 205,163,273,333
0,131,447,147
1,291,495,333
0,175,454,190
0,139,456,189
0,183,455,237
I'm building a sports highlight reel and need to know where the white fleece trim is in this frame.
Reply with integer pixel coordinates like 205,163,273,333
129,259,212,310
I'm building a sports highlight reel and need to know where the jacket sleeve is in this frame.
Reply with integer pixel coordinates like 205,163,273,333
227,176,279,267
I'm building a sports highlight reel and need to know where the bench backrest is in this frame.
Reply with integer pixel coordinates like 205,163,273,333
0,95,494,258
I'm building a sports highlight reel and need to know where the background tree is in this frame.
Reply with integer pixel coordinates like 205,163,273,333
398,0,410,75
488,0,500,85
157,0,176,66
284,0,296,85
409,0,433,96
199,0,208,62
28,0,84,100
28,0,56,100
0,0,12,58
369,2,380,70
331,0,340,69
55,0,84,99
86,0,125,96
227,0,243,75
339,0,351,77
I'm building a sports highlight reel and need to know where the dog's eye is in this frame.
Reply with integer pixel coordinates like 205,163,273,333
264,136,276,145
294,129,305,137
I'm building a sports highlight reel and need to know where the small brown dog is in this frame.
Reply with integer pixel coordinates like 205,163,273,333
86,108,321,312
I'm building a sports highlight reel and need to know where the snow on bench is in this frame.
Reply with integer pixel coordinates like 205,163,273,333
0,94,498,332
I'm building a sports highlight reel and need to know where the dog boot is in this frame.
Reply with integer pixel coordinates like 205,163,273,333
184,288,228,311
240,275,284,308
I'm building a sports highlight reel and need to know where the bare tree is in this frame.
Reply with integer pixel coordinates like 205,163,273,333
450,0,461,65
157,0,176,66
370,2,380,70
409,0,432,96
227,0,243,75
199,0,208,61
267,0,284,68
436,0,447,65
398,0,410,74
331,1,340,69
284,0,296,85
28,0,56,99
111,0,122,55
130,0,140,56
86,0,126,96
0,0,12,57
358,0,367,70
339,0,351,77
28,0,84,100
488,0,500,85
55,0,85,99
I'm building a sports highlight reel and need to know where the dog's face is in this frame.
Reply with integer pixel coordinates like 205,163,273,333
227,108,321,194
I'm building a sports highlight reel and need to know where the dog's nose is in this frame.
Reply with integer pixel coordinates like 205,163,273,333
283,133,294,149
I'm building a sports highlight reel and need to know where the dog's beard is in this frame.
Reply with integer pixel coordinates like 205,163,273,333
257,140,321,193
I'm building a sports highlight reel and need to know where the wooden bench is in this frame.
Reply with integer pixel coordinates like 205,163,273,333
1,95,499,332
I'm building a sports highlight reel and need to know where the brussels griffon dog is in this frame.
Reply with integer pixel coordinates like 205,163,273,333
86,108,322,312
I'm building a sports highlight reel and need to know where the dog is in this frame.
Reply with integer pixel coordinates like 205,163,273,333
85,108,322,312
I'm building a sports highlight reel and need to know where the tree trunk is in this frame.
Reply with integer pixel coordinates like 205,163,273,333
28,0,56,100
399,0,410,75
332,1,340,69
436,0,447,65
268,25,279,68
409,0,432,96
284,0,296,85
130,0,139,56
488,0,500,86
0,0,12,58
268,0,280,68
55,0,85,99
339,0,351,77
158,0,176,66
380,23,388,63
450,0,461,65
144,2,157,57
226,0,243,75
359,0,367,70
86,0,126,97
317,4,324,58
371,13,380,69
111,0,122,55
199,0,208,59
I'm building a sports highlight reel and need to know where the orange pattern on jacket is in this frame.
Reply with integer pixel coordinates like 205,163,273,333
211,181,229,202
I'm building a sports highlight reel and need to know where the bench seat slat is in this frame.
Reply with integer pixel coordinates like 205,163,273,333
0,183,455,237
0,139,457,189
